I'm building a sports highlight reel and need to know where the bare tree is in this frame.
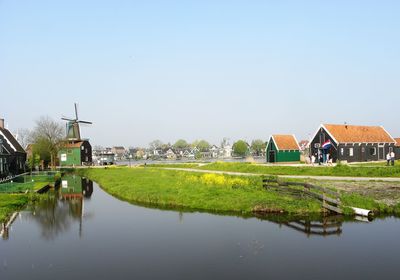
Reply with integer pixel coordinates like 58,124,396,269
16,128,32,149
31,116,64,168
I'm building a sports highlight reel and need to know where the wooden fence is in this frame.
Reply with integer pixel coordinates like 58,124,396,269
262,178,343,214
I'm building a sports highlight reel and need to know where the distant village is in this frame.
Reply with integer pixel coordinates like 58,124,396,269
92,139,248,165
1,105,400,180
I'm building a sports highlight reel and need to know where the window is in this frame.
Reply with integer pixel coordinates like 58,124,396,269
349,148,354,157
369,147,377,156
389,147,393,153
68,149,73,154
81,146,84,151
340,148,344,156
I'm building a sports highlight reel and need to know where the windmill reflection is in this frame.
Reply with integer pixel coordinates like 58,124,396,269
27,175,93,240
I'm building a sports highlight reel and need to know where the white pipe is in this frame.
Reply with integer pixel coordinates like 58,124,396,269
351,207,372,217
354,216,371,223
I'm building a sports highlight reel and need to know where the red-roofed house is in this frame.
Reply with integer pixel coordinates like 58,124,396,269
266,135,301,163
310,124,396,163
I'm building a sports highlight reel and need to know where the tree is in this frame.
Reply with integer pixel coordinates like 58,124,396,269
173,139,189,149
30,116,64,168
233,140,249,157
16,128,32,149
251,139,266,156
28,153,41,171
149,140,163,150
190,140,199,149
196,140,210,152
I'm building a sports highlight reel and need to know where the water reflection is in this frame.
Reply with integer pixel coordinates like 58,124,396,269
2,175,378,241
18,175,92,240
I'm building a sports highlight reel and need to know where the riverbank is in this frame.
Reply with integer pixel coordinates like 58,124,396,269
78,167,400,216
0,194,28,223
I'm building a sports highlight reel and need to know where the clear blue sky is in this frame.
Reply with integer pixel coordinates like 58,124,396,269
1,0,399,147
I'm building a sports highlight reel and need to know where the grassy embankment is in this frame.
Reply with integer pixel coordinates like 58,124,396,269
192,162,400,177
0,173,61,223
0,194,29,223
78,167,400,216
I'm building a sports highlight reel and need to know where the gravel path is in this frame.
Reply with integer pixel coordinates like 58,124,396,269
160,167,400,182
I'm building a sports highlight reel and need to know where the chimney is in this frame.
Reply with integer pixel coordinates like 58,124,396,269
0,118,4,129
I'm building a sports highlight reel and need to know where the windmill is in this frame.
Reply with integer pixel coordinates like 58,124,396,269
62,103,92,142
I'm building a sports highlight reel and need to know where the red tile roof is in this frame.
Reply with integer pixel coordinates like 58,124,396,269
272,135,300,150
323,124,395,143
395,138,400,147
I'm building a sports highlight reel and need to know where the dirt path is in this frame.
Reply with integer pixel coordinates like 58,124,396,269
160,167,400,182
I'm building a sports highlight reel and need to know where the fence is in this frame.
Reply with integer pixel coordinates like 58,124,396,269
0,171,59,193
263,177,343,214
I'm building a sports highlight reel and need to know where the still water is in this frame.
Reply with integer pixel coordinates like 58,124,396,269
1,175,399,280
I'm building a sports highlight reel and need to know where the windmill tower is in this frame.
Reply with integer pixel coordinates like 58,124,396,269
62,103,92,142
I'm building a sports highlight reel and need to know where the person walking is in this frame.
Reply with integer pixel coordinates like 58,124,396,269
391,151,396,166
311,154,316,166
387,152,391,166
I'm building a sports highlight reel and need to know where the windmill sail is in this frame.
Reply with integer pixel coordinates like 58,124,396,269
62,103,92,141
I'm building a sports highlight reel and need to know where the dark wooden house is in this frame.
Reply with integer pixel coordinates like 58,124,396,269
266,135,301,163
310,124,396,163
395,138,400,160
0,118,27,178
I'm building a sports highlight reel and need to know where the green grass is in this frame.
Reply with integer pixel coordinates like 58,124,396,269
0,194,28,223
79,167,322,215
0,181,51,193
195,162,400,177
340,193,395,215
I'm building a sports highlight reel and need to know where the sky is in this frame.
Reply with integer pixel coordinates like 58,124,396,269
1,0,399,147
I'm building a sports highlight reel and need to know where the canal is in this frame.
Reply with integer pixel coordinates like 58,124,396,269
1,175,399,279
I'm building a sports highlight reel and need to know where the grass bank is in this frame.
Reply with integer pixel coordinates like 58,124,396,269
78,167,400,216
194,162,400,178
0,194,29,223
79,167,322,215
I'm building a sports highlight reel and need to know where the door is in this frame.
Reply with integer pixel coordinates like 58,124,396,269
269,151,276,163
378,145,385,160
360,147,365,162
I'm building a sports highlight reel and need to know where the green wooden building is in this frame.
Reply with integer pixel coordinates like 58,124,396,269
58,141,92,167
266,135,301,163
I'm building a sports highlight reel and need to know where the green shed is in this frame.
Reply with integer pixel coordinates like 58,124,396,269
266,135,301,163
58,140,92,167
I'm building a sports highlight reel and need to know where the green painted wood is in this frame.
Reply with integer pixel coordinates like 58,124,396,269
58,147,82,166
